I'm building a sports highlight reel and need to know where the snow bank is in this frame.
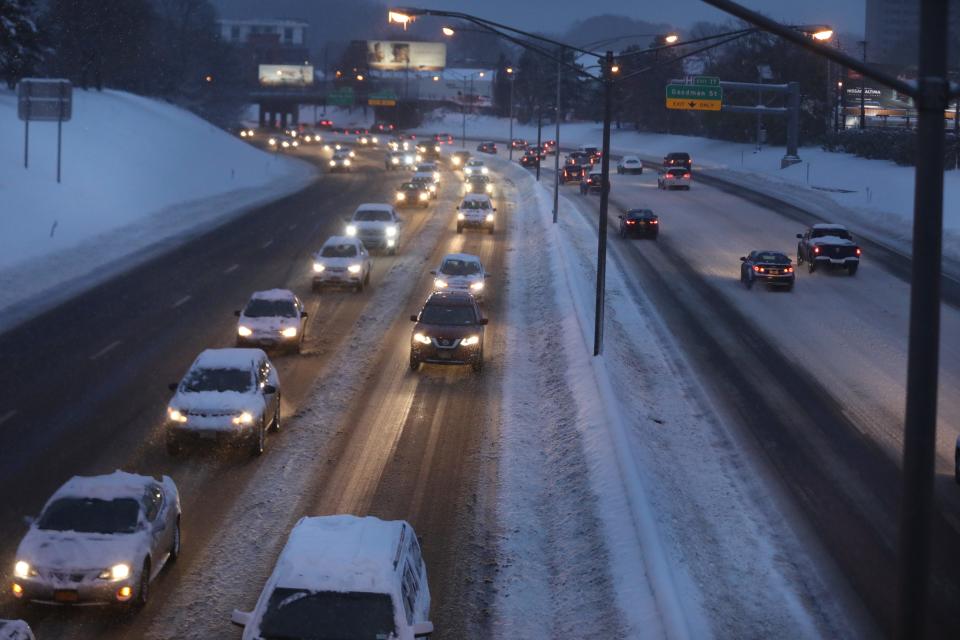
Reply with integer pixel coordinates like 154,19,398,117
0,88,316,332
413,110,960,268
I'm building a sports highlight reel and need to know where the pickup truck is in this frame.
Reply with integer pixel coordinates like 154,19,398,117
796,224,861,275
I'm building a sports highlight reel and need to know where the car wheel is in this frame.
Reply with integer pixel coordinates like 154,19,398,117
488,226,494,235
251,420,265,457
169,517,181,563
311,281,320,293
746,276,754,290
796,248,804,264
808,261,816,273
472,352,484,373
786,282,795,292
456,225,463,234
165,435,181,457
410,355,420,371
848,263,859,276
133,560,150,608
364,270,371,285
356,278,364,293
639,168,643,175
269,397,281,433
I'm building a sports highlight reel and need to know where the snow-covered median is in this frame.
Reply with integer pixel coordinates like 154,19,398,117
493,156,864,638
0,89,316,331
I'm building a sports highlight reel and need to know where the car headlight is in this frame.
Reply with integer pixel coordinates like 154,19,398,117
313,262,325,273
486,213,495,222
348,264,362,274
434,145,441,152
481,167,488,174
14,561,32,579
434,278,448,288
470,281,484,291
429,185,437,193
346,224,357,236
452,157,461,165
464,167,472,175
486,184,493,193
167,407,188,423
457,212,465,220
415,154,423,162
385,226,398,237
413,333,432,345
269,138,277,146
303,135,311,142
335,144,342,150
329,160,337,167
392,157,400,164
461,335,480,346
282,141,290,148
433,172,441,181
344,159,351,166
396,192,406,200
372,136,379,143
281,327,298,338
238,325,252,337
232,411,254,425
240,131,247,137
349,151,356,158
292,141,299,147
100,563,130,581
419,192,429,200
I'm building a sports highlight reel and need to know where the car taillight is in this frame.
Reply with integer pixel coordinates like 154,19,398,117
786,266,794,273
626,220,635,225
856,248,862,256
651,220,658,224
753,265,761,272
666,174,673,178
814,246,820,254
683,173,691,178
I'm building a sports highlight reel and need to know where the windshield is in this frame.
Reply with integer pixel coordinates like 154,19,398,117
258,589,396,640
244,299,297,318
354,209,392,222
467,161,483,167
320,243,357,258
441,259,481,276
627,210,654,219
38,497,140,534
754,252,789,263
461,200,490,210
420,304,478,325
811,228,852,240
400,183,421,191
181,367,252,393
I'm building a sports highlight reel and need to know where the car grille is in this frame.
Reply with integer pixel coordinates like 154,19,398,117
326,266,346,273
433,337,461,349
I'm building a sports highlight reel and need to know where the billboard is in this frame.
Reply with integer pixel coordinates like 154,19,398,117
258,65,314,86
367,41,446,71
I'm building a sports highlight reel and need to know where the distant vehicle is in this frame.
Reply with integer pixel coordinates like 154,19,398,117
740,251,795,290
578,145,601,163
433,132,454,144
329,150,353,173
463,159,488,176
410,291,487,372
431,253,489,302
416,142,442,160
476,141,498,154
658,167,691,190
561,164,586,184
316,119,334,130
396,181,432,208
230,515,433,640
166,348,280,456
235,289,307,353
617,155,644,175
0,620,34,640
385,150,410,170
12,471,181,608
411,173,438,199
323,141,354,154
525,145,546,160
543,139,557,154
346,203,402,254
373,121,396,133
357,133,380,146
618,209,659,239
312,236,372,292
796,224,861,275
299,129,322,144
457,193,496,234
451,150,471,167
663,152,692,169
580,166,605,194
510,138,528,149
519,151,540,168
236,126,256,139
268,134,298,150
414,162,441,183
463,174,494,196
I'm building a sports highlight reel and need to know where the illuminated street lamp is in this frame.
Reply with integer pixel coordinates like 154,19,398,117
441,26,455,36
664,33,680,44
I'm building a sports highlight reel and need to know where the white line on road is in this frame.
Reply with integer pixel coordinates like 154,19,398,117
262,239,274,249
223,263,239,274
172,295,192,308
90,340,122,361
0,410,17,426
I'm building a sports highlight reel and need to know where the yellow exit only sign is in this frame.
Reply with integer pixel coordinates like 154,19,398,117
666,98,722,111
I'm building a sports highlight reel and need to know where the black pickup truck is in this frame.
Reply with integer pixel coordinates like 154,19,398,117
796,224,862,275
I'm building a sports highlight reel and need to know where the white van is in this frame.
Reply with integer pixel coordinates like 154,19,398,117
231,515,433,640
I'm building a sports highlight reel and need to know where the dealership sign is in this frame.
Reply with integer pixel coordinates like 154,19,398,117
366,41,446,71
258,65,314,86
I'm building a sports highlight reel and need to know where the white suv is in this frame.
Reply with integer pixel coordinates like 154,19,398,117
235,289,307,353
312,236,372,292
346,204,402,255
431,253,489,301
456,194,495,234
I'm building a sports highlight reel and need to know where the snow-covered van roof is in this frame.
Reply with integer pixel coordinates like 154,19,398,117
272,515,412,593
462,193,491,202
52,470,157,502
442,252,481,263
812,223,848,230
355,203,393,213
250,289,296,302
192,348,264,370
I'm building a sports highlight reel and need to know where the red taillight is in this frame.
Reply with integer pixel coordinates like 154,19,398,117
651,219,658,224
753,265,761,272
856,248,862,256
786,267,794,273
814,246,820,254
683,173,691,179
666,174,673,179
626,220,635,225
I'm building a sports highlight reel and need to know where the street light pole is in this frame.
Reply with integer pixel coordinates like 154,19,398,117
535,103,543,181
461,76,467,148
552,51,561,223
859,40,867,129
593,50,614,356
508,70,515,160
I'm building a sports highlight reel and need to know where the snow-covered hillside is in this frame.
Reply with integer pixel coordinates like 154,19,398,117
0,88,315,330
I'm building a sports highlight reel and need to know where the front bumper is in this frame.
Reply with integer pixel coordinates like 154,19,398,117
356,234,398,250
459,217,494,229
237,332,298,348
166,418,257,446
411,343,481,365
313,270,362,286
12,573,137,605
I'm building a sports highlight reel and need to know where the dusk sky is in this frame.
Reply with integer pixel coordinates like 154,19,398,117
412,0,866,36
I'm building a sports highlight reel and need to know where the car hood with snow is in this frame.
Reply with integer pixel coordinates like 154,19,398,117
810,235,857,247
170,389,266,416
15,528,148,575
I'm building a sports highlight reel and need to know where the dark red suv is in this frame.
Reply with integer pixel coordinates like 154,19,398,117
409,291,487,372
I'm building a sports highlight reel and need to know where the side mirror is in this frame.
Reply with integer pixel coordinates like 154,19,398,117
262,385,277,395
234,310,241,317
168,382,179,391
230,609,252,627
300,311,308,318
493,208,498,212
413,622,434,638
410,315,418,322
796,233,803,239
739,257,746,261
22,515,35,527
479,318,489,325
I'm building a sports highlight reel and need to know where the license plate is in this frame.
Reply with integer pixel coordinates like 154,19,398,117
54,590,79,602
437,351,451,360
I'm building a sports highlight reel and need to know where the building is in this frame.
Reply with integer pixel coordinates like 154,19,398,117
864,0,960,66
218,19,308,47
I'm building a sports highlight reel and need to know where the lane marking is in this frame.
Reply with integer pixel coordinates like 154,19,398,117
90,340,122,361
0,410,17,426
261,239,274,249
223,263,239,274
172,295,192,308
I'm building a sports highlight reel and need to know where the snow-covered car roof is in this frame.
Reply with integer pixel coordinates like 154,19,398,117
51,470,159,502
412,172,435,180
249,289,296,303
323,235,361,247
621,155,641,162
462,193,492,203
442,252,481,264
0,619,35,640
354,203,393,213
272,515,410,592
466,159,485,165
812,223,848,231
192,348,264,370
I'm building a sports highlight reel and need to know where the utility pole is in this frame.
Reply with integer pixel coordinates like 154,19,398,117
508,69,516,160
461,75,467,148
859,40,867,129
593,50,614,356
535,103,543,181
552,51,562,223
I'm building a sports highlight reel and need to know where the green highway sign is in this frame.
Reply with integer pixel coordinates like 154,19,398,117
666,84,722,101
328,86,355,106
693,75,720,86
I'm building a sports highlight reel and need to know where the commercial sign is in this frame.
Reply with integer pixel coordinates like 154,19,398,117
665,83,722,111
368,90,398,107
366,41,446,71
258,64,314,86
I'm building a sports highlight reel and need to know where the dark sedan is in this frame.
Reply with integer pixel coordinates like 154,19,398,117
618,209,659,239
477,141,498,154
519,151,540,168
561,164,586,184
740,251,796,290
395,182,431,208
410,291,487,372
